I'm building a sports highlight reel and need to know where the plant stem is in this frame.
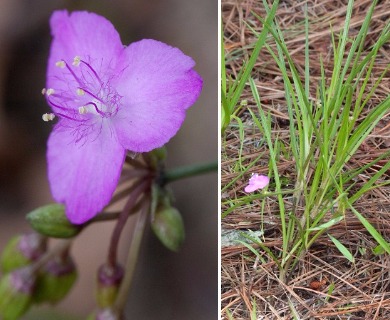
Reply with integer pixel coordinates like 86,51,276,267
107,180,150,268
107,175,152,210
114,199,150,312
161,161,217,185
30,239,73,273
119,168,150,182
88,211,121,223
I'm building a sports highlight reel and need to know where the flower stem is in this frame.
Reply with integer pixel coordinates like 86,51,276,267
107,181,144,210
88,211,121,223
161,161,217,185
30,239,73,273
114,199,150,312
107,179,150,268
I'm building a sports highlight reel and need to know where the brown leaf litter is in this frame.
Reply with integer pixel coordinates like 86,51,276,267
221,0,390,319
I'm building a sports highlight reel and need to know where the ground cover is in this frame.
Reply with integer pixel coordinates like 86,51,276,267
221,1,390,318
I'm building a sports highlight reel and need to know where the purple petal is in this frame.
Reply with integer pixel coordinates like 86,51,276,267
244,184,260,193
47,120,125,224
47,10,123,91
244,174,270,193
112,39,203,152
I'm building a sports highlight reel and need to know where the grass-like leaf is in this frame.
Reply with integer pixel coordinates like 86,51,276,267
328,234,355,263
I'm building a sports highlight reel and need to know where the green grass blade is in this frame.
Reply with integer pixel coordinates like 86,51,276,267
328,234,355,263
347,202,390,254
221,0,279,134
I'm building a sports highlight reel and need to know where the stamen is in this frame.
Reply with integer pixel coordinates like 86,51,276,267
42,113,55,122
76,88,85,96
72,56,81,66
46,88,55,96
43,57,121,127
78,106,88,114
46,97,72,113
86,102,105,117
82,88,104,104
79,60,103,85
63,62,83,87
55,61,66,68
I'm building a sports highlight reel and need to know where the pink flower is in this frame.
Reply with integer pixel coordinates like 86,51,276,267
43,11,202,224
244,174,269,193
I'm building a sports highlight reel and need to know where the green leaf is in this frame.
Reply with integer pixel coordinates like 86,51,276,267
328,234,354,263
308,216,344,231
347,203,390,254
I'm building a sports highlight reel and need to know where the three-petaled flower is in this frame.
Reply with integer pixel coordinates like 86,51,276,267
244,174,270,193
43,11,202,224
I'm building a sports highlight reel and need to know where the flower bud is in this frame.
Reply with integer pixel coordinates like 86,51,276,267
1,233,46,273
0,267,35,320
33,256,77,304
96,264,124,308
150,184,173,218
147,146,167,171
151,206,185,252
151,146,168,162
87,308,121,320
26,204,81,238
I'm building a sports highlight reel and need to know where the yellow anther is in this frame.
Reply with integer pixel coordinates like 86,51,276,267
55,60,65,68
46,88,55,96
73,56,81,66
76,88,85,96
78,106,88,114
42,113,55,122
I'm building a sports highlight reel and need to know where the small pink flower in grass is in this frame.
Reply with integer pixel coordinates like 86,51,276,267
42,11,202,224
244,174,270,193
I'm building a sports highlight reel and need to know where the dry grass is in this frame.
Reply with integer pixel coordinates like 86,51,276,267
221,0,390,319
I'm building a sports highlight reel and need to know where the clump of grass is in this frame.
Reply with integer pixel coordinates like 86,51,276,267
221,0,279,134
222,0,390,284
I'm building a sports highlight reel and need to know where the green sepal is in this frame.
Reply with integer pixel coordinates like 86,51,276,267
150,183,173,220
148,146,168,169
1,234,46,274
33,257,77,304
95,264,123,308
96,285,119,308
0,268,35,320
151,206,185,252
86,313,95,320
26,204,81,238
1,236,30,274
87,309,120,320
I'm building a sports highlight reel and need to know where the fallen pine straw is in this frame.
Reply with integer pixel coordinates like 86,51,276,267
221,0,390,318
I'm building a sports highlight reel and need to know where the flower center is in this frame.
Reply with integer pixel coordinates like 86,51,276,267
42,56,121,124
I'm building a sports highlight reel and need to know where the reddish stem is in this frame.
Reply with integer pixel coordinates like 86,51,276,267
107,179,151,268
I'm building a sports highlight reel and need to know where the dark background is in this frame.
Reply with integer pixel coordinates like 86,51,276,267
0,0,217,319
